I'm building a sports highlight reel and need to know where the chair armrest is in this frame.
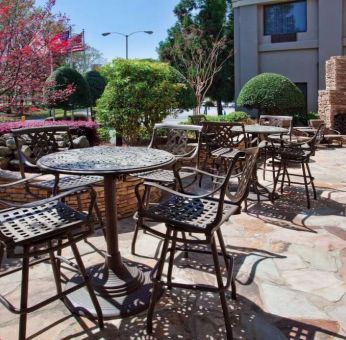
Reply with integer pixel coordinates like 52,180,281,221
134,180,223,213
325,128,340,135
176,166,226,180
0,173,44,188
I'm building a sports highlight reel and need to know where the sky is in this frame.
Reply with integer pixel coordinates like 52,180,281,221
36,0,179,61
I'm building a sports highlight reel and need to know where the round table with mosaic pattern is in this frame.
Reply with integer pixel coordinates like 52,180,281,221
38,146,175,318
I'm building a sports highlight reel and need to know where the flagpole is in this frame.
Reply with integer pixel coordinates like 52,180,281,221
82,29,87,72
69,26,72,67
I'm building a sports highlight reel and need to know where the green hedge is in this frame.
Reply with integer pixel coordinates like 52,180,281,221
187,111,251,124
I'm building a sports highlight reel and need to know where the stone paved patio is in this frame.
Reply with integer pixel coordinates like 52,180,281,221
0,146,346,339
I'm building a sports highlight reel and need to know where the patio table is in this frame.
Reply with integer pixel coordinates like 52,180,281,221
37,146,175,318
232,124,288,135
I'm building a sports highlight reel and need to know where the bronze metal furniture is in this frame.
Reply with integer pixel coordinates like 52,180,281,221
0,179,103,340
37,146,175,318
201,122,248,176
12,126,103,224
270,123,325,209
135,148,260,339
309,119,344,146
188,114,207,125
131,123,202,255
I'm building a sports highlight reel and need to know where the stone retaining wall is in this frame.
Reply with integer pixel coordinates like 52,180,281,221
0,171,161,219
318,56,346,132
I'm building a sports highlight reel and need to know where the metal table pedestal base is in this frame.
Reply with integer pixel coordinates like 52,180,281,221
65,261,153,318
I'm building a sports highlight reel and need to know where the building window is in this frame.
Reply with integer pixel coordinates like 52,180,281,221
264,1,307,36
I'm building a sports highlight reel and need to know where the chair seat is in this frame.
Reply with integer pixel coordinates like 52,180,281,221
141,195,240,233
0,201,87,246
31,175,103,191
134,169,194,184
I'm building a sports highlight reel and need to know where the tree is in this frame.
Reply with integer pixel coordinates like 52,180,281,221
71,46,107,73
96,59,196,144
0,0,69,113
84,70,107,116
158,0,233,115
47,66,91,118
236,73,305,120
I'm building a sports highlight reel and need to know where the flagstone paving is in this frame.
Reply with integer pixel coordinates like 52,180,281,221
0,146,346,339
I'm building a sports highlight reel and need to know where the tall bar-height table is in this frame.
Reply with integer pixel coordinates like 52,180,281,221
38,146,175,318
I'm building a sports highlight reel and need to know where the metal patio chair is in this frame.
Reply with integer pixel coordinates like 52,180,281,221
0,178,103,340
131,123,203,255
135,147,260,339
200,121,248,177
11,126,103,226
270,123,325,209
309,119,344,146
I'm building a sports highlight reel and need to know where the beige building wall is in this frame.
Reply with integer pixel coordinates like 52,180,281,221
234,0,344,112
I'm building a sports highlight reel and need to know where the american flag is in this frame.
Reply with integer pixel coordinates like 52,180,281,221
48,30,70,53
68,32,85,52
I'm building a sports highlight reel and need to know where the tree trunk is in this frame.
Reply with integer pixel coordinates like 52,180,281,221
217,99,223,115
64,109,67,119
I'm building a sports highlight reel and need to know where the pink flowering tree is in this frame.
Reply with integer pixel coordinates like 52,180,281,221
0,0,72,114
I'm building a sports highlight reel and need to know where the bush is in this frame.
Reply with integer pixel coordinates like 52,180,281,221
47,66,91,110
293,111,319,125
84,70,107,107
96,59,196,144
0,120,100,145
236,73,305,119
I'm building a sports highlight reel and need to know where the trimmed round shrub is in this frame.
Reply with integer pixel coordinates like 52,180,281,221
236,73,305,118
84,70,107,107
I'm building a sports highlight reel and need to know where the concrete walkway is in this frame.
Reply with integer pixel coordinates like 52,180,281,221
0,146,346,339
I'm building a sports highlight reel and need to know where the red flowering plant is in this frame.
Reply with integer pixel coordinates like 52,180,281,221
0,120,100,145
0,0,72,114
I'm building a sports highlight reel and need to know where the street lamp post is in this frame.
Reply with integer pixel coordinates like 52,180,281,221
101,30,153,59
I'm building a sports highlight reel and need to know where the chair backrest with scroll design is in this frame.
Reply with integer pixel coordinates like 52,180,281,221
201,121,247,151
12,126,74,178
148,123,203,161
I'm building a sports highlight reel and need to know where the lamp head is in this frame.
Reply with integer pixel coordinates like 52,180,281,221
144,31,153,34
102,32,111,36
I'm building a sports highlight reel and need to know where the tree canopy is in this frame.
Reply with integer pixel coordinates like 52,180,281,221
236,73,305,118
84,70,107,108
96,59,196,143
0,0,69,113
158,0,234,114
47,66,91,113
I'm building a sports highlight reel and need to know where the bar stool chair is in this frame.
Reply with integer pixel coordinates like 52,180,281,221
271,123,325,208
12,126,104,227
0,179,104,340
135,148,259,339
131,123,203,255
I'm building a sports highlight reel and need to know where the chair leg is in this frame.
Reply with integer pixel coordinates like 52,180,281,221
131,219,141,255
48,244,62,296
210,237,233,340
147,228,172,334
217,230,236,301
301,162,311,209
94,202,104,229
280,161,287,194
68,236,104,330
305,162,317,199
19,248,30,340
181,232,189,259
272,160,282,194
167,231,177,289
131,186,150,255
